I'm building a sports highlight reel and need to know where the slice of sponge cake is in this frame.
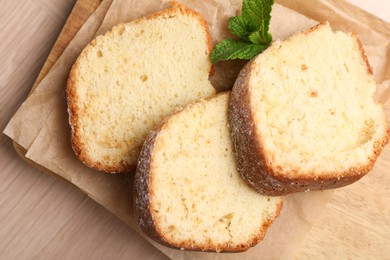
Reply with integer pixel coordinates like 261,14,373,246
229,22,389,196
134,93,283,252
67,4,216,173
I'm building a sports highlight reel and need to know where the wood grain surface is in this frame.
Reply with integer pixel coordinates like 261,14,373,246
1,0,389,259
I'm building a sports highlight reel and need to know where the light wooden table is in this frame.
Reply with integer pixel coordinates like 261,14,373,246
1,1,389,259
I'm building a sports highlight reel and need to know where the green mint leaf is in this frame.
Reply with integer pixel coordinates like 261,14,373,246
248,31,272,45
242,0,273,43
265,31,272,44
211,39,267,63
228,16,257,40
248,31,261,44
210,0,274,63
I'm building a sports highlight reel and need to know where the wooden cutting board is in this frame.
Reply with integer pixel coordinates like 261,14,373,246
13,0,390,259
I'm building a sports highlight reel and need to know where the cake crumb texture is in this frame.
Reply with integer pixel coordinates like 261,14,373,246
67,4,215,173
229,22,389,195
134,93,282,252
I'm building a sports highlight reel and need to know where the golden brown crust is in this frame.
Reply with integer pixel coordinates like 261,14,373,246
302,21,327,35
134,93,283,252
133,125,165,246
229,60,289,195
229,23,390,196
352,32,373,74
66,3,213,174
67,60,132,173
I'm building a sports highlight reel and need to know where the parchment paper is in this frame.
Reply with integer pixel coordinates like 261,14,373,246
4,0,390,259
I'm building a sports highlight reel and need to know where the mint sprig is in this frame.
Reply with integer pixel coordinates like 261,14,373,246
211,39,268,61
211,0,274,64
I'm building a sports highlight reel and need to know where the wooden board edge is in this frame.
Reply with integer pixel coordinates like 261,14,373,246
31,0,103,93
